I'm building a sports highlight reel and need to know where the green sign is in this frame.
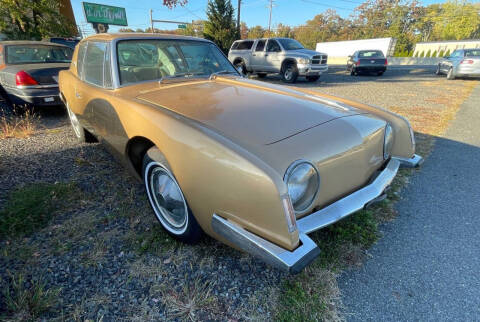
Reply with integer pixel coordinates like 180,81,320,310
178,24,187,29
82,2,128,26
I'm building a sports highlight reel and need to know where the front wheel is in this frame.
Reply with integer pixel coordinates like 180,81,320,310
234,60,247,75
281,62,298,83
143,147,203,243
306,75,320,82
435,64,441,75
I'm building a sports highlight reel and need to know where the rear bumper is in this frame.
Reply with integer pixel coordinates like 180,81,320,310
4,85,62,106
356,66,387,72
212,158,401,273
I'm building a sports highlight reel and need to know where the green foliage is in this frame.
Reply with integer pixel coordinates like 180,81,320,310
0,182,77,239
431,50,438,57
275,23,292,38
247,25,265,39
2,272,61,320
438,49,445,57
425,49,432,57
0,0,77,40
203,0,238,53
420,51,425,57
444,49,451,57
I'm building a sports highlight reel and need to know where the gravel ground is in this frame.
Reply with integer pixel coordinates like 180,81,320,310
0,68,477,321
338,83,480,321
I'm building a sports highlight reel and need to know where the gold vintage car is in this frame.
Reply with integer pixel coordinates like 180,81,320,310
59,34,422,273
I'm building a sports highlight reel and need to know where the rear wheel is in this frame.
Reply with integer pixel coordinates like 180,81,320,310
281,62,298,83
377,71,384,76
447,67,455,80
350,68,357,76
435,64,441,75
66,102,96,143
306,75,320,82
142,147,203,243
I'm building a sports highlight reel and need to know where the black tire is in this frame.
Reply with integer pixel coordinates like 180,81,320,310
66,102,97,143
234,60,247,75
377,71,384,76
281,62,298,83
446,67,455,80
435,64,441,75
257,73,267,78
350,68,357,76
142,147,203,244
306,75,320,82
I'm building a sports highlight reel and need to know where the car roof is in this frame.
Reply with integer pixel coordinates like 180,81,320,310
80,33,213,43
0,40,68,47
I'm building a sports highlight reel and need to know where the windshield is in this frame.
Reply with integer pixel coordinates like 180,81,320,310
117,39,238,85
6,45,73,64
277,38,304,50
358,50,384,58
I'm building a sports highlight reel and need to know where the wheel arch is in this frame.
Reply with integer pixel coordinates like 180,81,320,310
126,136,156,176
281,58,297,71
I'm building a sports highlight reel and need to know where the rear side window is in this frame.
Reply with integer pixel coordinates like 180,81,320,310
255,40,266,52
84,41,107,87
237,41,254,50
77,42,87,79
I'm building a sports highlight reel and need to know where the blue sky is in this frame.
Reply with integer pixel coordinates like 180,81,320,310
71,0,447,36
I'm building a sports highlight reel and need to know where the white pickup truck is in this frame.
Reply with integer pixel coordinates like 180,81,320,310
228,37,328,83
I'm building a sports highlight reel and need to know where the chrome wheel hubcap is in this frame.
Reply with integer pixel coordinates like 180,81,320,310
146,163,188,233
285,68,293,80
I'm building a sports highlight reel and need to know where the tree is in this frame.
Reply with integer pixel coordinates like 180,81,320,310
181,20,205,37
163,0,188,8
275,23,292,38
247,25,265,39
119,28,135,32
203,0,238,53
239,22,248,39
0,0,77,40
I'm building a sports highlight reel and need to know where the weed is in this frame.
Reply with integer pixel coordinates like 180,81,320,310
129,224,182,256
0,182,79,239
1,272,61,321
0,108,38,139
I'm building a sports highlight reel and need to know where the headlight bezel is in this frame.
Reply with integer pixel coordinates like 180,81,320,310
284,160,320,213
384,123,394,160
297,57,311,64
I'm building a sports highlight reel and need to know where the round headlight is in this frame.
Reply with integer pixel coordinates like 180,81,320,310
384,123,394,160
284,161,320,212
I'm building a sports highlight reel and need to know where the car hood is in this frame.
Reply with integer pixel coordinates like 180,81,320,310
288,48,324,57
135,77,363,147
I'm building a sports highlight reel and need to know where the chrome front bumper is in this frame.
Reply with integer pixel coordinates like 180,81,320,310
212,158,402,273
297,63,328,76
393,154,424,168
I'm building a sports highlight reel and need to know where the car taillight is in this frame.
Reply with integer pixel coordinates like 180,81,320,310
16,70,38,86
384,59,388,65
355,61,360,66
461,59,474,64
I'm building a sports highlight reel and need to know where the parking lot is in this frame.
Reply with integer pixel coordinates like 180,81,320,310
0,67,478,320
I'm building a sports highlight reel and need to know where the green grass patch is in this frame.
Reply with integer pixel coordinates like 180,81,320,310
0,182,78,239
1,272,61,321
131,224,182,255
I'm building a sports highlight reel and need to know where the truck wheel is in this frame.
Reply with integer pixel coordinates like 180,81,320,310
257,73,267,78
234,60,247,75
306,75,320,82
350,68,357,76
435,64,441,75
281,62,298,83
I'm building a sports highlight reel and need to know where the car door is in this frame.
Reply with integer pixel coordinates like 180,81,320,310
251,39,266,71
71,41,94,132
265,39,282,72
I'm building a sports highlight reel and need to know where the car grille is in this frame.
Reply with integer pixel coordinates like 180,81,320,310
312,55,327,65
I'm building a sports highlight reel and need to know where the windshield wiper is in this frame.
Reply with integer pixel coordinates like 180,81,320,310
209,70,237,80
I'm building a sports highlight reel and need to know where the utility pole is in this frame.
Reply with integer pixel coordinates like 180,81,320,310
237,0,241,37
267,0,275,35
150,9,154,33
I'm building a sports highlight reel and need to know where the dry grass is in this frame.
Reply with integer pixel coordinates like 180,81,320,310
0,109,39,139
161,279,217,321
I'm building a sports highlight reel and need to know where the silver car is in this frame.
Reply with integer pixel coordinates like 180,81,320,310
436,48,480,80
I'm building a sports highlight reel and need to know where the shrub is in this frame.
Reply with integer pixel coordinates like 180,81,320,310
425,49,431,57
444,49,451,57
419,51,425,57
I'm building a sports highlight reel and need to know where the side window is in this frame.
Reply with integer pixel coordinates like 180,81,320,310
237,41,254,50
77,42,87,79
84,42,106,87
266,40,281,52
255,40,265,52
231,42,239,50
104,44,112,88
